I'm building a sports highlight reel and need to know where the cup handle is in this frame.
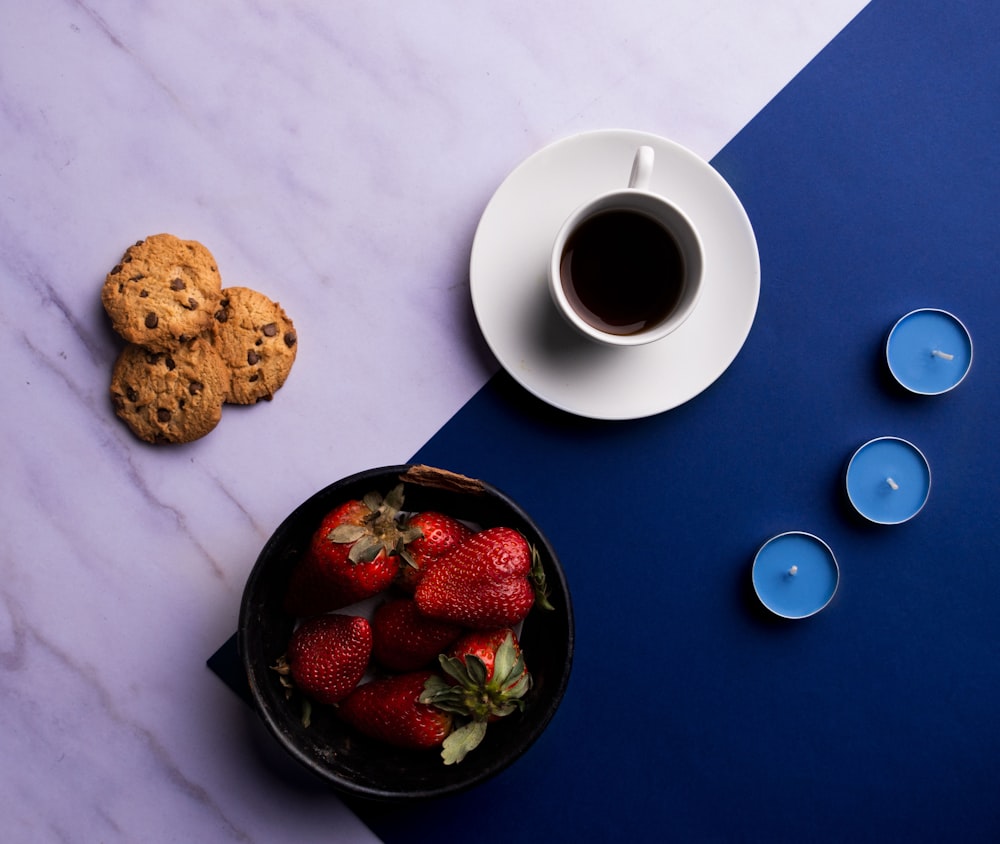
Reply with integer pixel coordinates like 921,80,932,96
628,145,655,190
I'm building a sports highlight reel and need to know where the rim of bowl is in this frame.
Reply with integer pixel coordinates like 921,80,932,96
238,464,575,801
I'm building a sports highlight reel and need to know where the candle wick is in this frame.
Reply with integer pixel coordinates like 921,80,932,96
886,477,900,490
931,349,955,360
788,565,798,576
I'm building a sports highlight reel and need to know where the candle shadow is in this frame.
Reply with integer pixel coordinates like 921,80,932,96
735,549,801,630
872,343,927,407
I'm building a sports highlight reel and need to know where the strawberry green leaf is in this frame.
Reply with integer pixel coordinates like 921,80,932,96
420,673,473,713
398,525,424,545
383,484,406,512
355,534,390,563
503,671,532,702
420,691,468,716
361,490,384,512
491,701,520,719
530,545,555,611
441,719,488,765
421,674,451,697
465,654,488,687
328,524,367,544
438,653,482,689
492,634,518,683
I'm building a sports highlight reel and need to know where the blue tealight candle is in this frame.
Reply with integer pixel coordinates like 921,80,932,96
846,437,931,524
752,532,839,619
886,309,972,395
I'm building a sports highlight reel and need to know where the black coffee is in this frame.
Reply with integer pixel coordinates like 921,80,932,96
559,209,684,335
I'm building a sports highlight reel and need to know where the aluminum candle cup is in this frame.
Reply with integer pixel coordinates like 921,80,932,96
752,532,840,619
886,309,972,395
845,437,931,524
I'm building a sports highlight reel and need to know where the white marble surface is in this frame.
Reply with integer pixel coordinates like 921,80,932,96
1,1,869,840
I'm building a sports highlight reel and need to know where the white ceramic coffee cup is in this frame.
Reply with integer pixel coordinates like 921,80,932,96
548,146,704,347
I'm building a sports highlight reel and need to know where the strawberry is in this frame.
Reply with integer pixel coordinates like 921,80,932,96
284,485,420,616
272,614,372,724
414,526,553,629
430,628,531,721
421,628,532,764
371,598,464,673
337,671,454,751
395,511,474,593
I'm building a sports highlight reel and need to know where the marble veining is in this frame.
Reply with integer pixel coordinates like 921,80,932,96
1,1,869,840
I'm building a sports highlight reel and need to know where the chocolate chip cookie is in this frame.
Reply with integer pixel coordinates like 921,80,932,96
110,338,228,444
101,234,223,351
212,286,298,404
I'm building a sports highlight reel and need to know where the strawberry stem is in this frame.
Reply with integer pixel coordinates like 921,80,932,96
325,484,423,565
422,633,532,723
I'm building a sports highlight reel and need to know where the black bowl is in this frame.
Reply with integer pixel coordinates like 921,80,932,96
238,464,574,802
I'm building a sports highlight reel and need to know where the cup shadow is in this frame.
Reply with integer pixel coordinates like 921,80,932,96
521,269,626,373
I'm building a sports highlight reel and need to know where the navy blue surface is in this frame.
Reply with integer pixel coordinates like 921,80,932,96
358,1,1000,841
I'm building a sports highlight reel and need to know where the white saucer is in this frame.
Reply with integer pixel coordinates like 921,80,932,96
469,129,760,420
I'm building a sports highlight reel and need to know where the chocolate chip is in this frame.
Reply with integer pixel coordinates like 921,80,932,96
254,338,262,346
284,331,297,347
126,387,138,402
124,255,133,263
129,274,145,282
145,312,158,329
111,264,123,275
144,351,160,364
249,374,259,383
187,297,198,310
262,323,277,337
188,381,204,395
214,308,229,323
164,356,176,371
156,408,172,423
139,290,149,298
170,278,186,291
247,350,260,366
135,239,145,246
